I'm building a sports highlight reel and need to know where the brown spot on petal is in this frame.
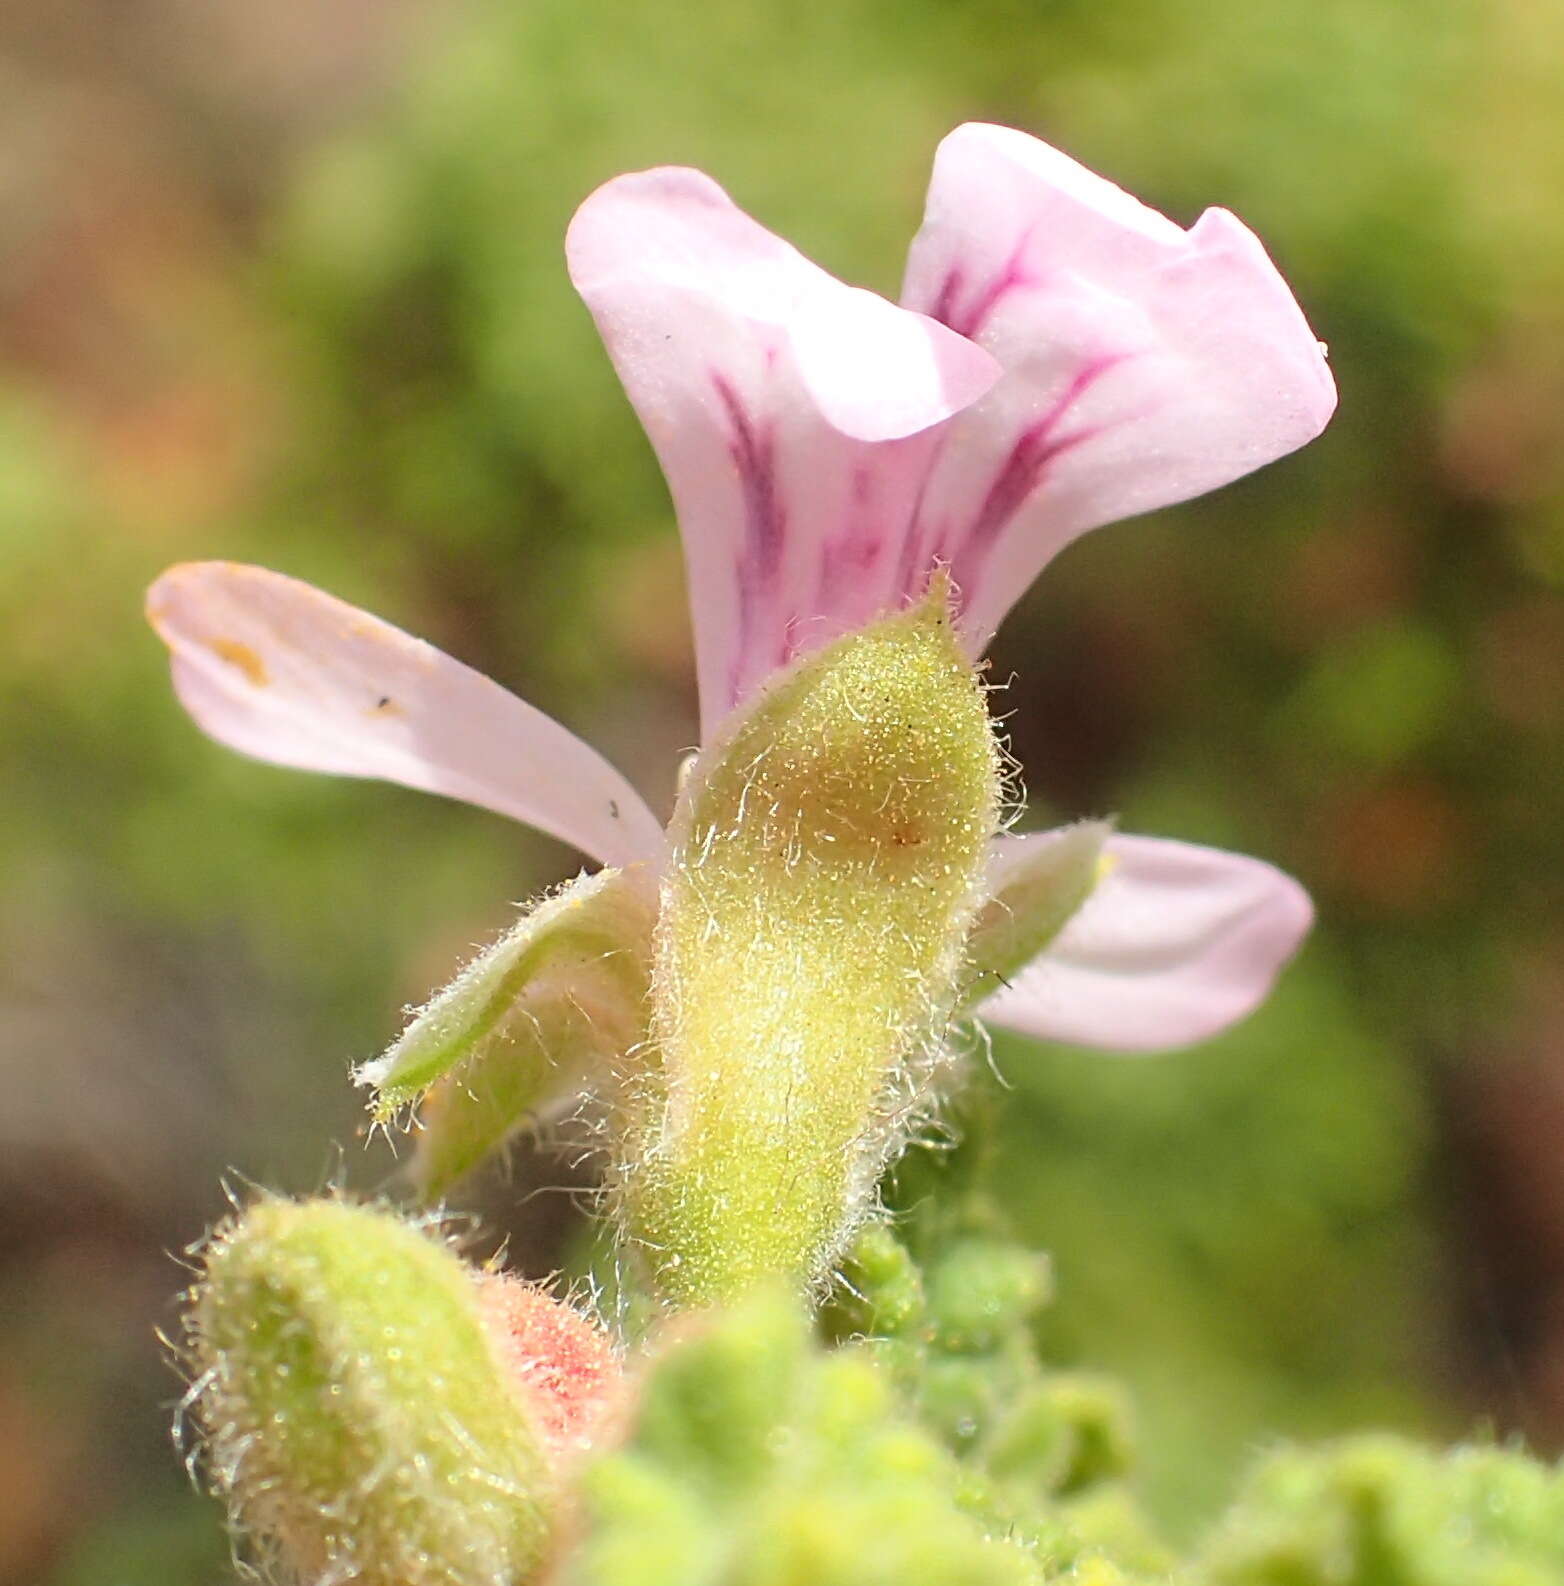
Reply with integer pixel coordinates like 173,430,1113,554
208,637,268,687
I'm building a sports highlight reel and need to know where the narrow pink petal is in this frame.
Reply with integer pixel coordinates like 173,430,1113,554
901,123,1337,648
567,167,999,736
146,563,666,868
978,833,1313,1052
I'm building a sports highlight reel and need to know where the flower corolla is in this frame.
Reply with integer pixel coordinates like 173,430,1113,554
148,123,1333,1058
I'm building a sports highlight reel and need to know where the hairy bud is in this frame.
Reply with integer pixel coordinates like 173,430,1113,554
623,584,1001,1305
186,1198,564,1586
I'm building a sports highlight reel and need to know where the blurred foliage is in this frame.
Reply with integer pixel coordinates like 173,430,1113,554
574,1275,1159,1586
2,0,1562,1580
578,1233,1564,1586
1197,1436,1564,1585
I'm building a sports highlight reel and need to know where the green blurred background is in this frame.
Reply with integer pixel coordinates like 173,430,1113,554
2,1,1561,1580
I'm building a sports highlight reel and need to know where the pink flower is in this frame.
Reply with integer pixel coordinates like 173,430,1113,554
148,123,1332,1054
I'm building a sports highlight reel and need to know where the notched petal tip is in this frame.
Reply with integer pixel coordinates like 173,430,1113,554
145,558,214,626
1248,858,1315,962
568,158,1000,443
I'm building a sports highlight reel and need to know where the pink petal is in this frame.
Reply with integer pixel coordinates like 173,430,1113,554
978,832,1313,1052
901,123,1337,649
567,166,1000,736
146,562,666,868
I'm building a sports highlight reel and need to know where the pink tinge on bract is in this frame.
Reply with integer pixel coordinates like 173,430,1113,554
474,1275,624,1464
570,123,1335,735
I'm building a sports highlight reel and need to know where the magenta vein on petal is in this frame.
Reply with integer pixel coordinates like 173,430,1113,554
948,352,1128,608
929,227,1038,341
713,373,787,710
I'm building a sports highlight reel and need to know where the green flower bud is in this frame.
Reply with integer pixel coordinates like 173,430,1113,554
625,584,1002,1305
1049,1487,1172,1579
569,1286,1044,1586
355,867,656,1197
982,1385,1073,1491
186,1198,555,1586
824,1223,928,1342
925,1240,1053,1356
629,1285,809,1499
567,1456,722,1586
1033,1376,1137,1496
919,1353,1008,1456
